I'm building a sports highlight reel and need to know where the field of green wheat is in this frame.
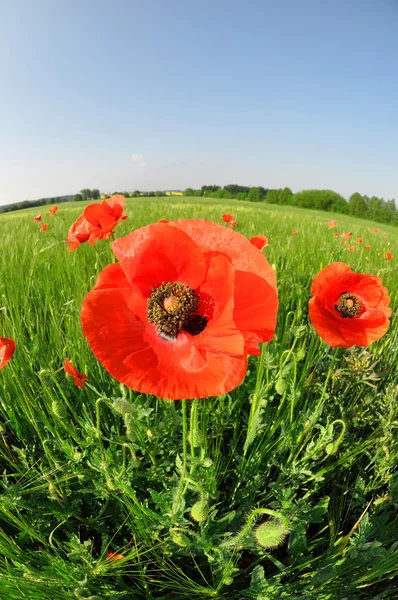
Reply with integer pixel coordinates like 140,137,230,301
0,196,397,599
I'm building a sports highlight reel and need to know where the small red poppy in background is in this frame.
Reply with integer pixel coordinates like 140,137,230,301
374,228,379,233
49,206,58,216
357,237,363,243
222,213,234,223
386,251,393,260
229,220,237,227
333,233,339,238
383,232,387,237
107,550,125,562
309,262,391,348
33,215,42,222
81,220,278,400
328,220,336,229
158,219,168,223
0,337,16,370
292,230,298,235
67,195,128,251
365,245,371,250
63,359,87,388
348,246,356,252
249,235,268,250
342,241,347,246
341,232,352,239
40,224,48,232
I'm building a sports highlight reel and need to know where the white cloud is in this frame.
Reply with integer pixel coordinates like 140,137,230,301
131,153,145,166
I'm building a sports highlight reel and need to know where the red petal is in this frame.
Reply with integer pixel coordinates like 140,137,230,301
111,223,207,297
0,337,16,370
233,271,278,351
64,358,78,378
170,220,276,289
190,255,245,356
310,262,352,296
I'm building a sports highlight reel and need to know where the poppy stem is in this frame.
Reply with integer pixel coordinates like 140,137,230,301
243,344,267,456
171,400,188,514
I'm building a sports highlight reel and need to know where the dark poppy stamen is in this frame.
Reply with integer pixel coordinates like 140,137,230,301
335,292,361,318
147,282,206,339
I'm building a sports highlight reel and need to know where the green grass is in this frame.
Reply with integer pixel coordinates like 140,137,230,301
0,197,397,599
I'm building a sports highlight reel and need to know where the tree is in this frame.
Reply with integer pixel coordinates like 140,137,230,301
247,187,263,202
348,193,368,217
73,193,83,202
91,189,100,199
80,189,90,201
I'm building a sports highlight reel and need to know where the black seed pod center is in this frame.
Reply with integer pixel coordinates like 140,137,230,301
147,282,207,340
335,292,361,318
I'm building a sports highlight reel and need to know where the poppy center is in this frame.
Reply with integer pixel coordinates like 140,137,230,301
335,292,361,318
147,282,207,340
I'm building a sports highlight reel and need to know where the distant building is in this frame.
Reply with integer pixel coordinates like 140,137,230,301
165,191,183,196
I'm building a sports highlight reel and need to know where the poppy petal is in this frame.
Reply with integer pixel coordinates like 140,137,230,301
233,271,278,348
170,220,276,289
190,254,245,356
111,223,207,297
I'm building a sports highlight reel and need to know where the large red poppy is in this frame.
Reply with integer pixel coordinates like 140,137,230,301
67,195,127,251
309,262,391,348
0,337,16,370
81,220,278,400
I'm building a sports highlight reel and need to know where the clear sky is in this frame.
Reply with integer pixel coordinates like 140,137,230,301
1,0,398,205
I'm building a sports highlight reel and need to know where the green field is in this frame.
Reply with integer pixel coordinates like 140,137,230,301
0,197,397,599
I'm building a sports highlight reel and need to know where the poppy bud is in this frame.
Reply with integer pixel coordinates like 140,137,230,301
254,519,289,549
190,501,208,522
275,377,287,395
51,399,67,420
169,528,190,547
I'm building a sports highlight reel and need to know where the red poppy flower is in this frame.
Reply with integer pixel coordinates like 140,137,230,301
328,220,336,229
249,235,268,250
365,245,371,250
308,262,391,348
67,195,128,251
333,233,339,238
386,251,393,260
0,337,16,370
341,232,352,239
357,237,363,243
49,206,58,216
374,228,379,233
33,215,42,222
158,219,168,223
81,220,278,400
107,550,125,562
222,213,234,223
342,241,347,246
229,220,237,227
41,223,48,232
348,246,356,252
63,359,88,388
383,232,387,237
292,230,298,235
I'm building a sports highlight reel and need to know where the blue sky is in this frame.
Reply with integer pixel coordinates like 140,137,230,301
1,0,398,205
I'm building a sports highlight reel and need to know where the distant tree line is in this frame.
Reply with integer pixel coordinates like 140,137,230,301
0,188,101,214
2,185,396,226
183,185,397,226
